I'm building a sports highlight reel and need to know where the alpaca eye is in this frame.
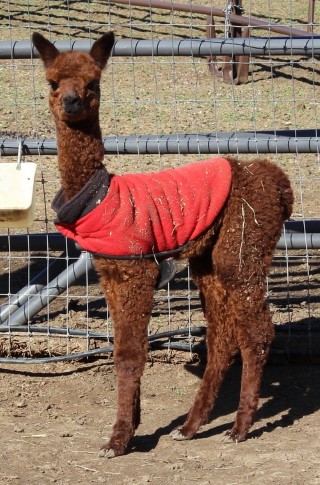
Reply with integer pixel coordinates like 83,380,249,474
49,80,59,91
87,80,100,91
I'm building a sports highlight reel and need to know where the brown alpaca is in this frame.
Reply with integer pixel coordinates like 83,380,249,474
33,32,294,458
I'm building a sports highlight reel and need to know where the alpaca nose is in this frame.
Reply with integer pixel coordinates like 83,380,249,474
63,93,82,114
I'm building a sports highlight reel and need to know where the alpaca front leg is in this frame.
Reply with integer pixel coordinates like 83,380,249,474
100,358,145,458
99,311,152,458
97,259,158,458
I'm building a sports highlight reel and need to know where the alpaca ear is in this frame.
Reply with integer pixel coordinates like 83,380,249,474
32,32,60,67
89,32,115,69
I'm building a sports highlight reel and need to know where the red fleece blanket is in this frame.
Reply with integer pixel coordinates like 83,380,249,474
54,157,232,258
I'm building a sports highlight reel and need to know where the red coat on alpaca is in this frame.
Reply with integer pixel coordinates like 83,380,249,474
53,157,232,258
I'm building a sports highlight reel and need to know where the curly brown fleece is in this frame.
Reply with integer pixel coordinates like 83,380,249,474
33,31,294,458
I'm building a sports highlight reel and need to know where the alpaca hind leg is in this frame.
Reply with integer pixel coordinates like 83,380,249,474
96,259,158,458
171,256,238,440
171,321,237,440
223,299,274,443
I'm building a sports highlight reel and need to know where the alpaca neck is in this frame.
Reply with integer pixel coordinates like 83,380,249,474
55,118,105,200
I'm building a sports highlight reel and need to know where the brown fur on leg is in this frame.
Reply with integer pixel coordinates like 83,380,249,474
95,258,159,457
171,252,239,440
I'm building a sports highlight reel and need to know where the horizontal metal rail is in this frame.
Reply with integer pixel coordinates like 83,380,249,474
277,233,320,249
1,130,320,155
0,232,76,252
1,36,320,60
1,222,320,252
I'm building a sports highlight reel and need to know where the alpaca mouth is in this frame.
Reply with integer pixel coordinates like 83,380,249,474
63,104,83,116
61,105,85,121
64,106,82,115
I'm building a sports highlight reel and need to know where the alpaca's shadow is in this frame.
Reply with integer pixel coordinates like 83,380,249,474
131,359,320,453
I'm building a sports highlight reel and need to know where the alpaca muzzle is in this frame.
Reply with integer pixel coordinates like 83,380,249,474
63,93,82,114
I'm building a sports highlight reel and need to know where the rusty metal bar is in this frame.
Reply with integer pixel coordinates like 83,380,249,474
111,0,314,37
308,0,316,33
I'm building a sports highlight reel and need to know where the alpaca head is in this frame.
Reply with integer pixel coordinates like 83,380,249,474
33,32,115,124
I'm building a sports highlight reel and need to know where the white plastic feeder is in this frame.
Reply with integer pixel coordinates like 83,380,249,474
0,142,37,228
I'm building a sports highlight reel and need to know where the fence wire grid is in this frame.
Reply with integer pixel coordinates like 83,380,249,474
0,0,320,363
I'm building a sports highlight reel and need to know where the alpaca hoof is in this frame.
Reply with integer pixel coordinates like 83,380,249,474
170,428,191,441
99,447,116,458
221,432,237,444
221,429,245,443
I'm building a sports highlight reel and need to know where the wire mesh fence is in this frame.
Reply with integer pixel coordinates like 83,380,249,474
0,0,320,363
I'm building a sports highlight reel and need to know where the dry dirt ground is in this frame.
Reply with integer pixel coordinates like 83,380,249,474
0,359,320,485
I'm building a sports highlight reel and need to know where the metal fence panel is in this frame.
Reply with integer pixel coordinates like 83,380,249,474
0,0,319,362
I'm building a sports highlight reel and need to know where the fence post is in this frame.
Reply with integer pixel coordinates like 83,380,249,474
206,1,249,84
308,0,315,32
